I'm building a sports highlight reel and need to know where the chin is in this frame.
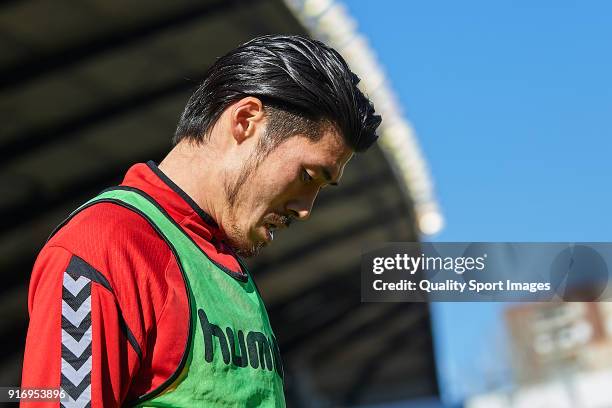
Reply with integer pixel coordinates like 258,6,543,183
226,232,265,258
234,241,265,258
225,223,262,258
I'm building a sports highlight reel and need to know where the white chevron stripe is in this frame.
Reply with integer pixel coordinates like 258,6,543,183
61,384,91,408
62,326,92,357
62,297,91,327
61,356,92,386
63,274,89,297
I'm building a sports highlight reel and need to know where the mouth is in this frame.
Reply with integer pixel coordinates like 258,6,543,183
260,214,293,244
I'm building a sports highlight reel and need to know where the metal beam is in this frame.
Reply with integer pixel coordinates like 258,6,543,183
0,0,249,90
344,321,431,404
0,79,194,170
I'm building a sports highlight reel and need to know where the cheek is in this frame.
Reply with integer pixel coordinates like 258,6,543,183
238,159,301,219
257,168,298,201
236,178,282,226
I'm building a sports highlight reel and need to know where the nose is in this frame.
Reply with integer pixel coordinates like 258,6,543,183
286,191,319,221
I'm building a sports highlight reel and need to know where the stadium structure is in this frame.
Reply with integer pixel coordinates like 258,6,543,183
0,0,443,406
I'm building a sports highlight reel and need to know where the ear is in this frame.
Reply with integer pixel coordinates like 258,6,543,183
230,97,265,144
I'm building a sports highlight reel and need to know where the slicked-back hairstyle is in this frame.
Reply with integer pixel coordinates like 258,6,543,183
174,34,381,153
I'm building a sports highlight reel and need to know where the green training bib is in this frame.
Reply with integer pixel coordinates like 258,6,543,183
66,187,285,407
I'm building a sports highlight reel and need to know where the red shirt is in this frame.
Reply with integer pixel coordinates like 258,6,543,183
21,161,246,407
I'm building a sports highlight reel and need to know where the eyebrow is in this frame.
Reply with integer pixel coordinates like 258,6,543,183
321,167,339,186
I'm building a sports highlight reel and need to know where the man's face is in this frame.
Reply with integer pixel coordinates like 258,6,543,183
222,128,353,257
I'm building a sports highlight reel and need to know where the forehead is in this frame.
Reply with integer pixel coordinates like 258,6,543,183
294,127,353,166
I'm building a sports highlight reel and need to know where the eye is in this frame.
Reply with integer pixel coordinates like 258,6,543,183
301,168,313,183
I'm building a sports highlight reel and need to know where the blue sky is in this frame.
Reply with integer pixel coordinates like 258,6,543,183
343,0,612,405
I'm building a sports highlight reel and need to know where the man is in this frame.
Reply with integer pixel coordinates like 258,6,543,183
22,35,381,407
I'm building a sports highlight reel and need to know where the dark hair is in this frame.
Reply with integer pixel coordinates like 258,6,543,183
174,34,381,152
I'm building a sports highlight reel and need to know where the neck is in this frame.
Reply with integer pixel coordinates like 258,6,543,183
158,140,225,229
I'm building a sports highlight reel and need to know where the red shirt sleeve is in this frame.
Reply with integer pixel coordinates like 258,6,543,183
21,244,143,407
21,202,182,407
21,245,66,407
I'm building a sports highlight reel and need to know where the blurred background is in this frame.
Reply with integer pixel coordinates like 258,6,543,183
1,0,611,407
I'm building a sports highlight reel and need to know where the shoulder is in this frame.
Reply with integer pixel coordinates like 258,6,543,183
49,200,169,259
45,201,174,304
50,200,161,248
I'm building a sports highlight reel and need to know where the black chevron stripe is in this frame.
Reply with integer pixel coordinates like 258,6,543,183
62,313,92,342
62,283,91,310
61,372,91,400
63,255,143,363
61,257,93,406
62,343,93,370
61,402,91,408
118,310,143,361
65,255,112,291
